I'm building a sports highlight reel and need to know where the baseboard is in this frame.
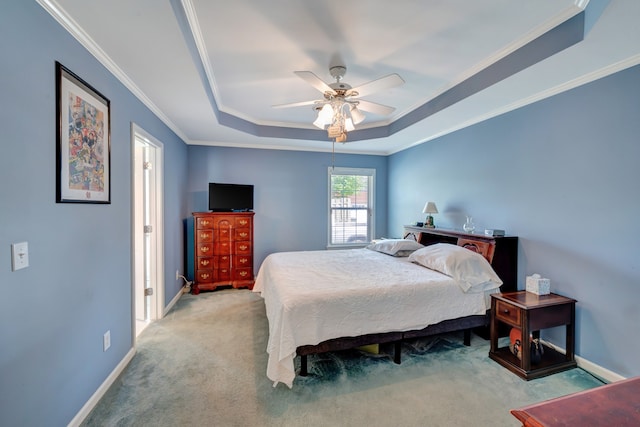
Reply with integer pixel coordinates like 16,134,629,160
67,347,136,427
541,340,625,384
164,287,185,316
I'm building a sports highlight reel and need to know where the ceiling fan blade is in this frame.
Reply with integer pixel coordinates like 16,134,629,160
294,71,334,94
272,100,322,109
348,73,404,98
356,99,396,116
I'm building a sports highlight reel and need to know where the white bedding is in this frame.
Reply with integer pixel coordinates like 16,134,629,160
253,248,497,388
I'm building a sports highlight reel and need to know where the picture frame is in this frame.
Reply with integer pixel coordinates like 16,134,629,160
56,61,111,203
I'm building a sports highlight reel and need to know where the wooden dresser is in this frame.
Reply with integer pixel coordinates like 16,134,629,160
192,212,255,292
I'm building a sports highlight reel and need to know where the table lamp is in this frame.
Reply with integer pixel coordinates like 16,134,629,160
423,202,438,228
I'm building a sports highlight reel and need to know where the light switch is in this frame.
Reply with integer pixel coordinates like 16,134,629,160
11,242,29,271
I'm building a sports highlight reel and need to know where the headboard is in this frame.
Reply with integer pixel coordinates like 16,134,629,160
456,238,496,263
404,231,495,263
403,226,518,293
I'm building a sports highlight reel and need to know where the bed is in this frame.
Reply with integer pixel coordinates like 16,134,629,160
253,231,517,388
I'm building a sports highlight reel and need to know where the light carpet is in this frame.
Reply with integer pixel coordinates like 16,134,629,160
81,289,604,426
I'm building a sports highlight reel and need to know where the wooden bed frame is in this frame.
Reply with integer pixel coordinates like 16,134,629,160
296,226,518,376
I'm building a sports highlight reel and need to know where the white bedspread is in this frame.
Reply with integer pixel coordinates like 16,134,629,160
253,248,494,388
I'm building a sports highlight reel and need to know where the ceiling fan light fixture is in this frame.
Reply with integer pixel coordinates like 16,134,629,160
277,65,404,143
313,104,333,128
349,105,365,125
312,116,326,129
344,117,355,132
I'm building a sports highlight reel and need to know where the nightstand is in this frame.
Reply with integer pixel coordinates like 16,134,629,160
489,291,577,380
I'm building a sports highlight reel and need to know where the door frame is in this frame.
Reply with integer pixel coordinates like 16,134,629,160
130,123,165,341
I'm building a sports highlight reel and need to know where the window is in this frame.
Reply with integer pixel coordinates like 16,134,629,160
328,167,375,247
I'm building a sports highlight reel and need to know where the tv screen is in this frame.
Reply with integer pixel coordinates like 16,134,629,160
208,183,254,212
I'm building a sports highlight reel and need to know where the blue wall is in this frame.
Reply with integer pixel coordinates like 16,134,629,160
389,64,640,379
187,146,388,269
0,2,189,425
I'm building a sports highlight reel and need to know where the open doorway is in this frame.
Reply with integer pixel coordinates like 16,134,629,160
132,124,164,338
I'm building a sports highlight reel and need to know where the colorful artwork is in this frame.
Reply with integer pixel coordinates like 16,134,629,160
67,92,105,192
56,62,110,203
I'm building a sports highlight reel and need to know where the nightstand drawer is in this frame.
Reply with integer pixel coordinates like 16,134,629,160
495,300,520,327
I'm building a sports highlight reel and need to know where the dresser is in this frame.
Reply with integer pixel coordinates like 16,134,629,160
192,212,255,292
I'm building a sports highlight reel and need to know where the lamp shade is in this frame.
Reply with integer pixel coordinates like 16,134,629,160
344,117,355,132
313,104,333,129
422,202,438,214
350,105,365,125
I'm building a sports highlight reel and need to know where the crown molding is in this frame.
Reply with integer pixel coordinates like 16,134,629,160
394,54,640,156
36,0,189,142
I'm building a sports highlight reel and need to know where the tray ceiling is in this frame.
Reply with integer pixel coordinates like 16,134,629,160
39,0,640,154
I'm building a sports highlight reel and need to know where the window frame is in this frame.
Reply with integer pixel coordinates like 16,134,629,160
327,166,375,248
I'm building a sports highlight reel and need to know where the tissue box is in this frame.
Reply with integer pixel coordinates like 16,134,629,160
526,275,551,295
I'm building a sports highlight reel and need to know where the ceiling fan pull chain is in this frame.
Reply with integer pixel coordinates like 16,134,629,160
332,140,335,170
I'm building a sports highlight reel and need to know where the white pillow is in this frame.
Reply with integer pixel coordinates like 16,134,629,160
366,239,424,257
408,243,503,292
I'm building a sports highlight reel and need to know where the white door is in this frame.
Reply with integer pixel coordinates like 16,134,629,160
133,126,164,338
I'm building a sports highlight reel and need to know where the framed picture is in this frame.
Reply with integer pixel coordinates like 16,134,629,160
56,61,111,203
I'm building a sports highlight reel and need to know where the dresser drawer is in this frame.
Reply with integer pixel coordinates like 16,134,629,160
196,243,213,256
495,300,521,327
233,255,252,269
216,266,231,281
235,241,251,255
216,226,232,241
215,242,231,254
196,269,214,283
216,254,231,269
235,216,251,228
195,229,213,242
196,217,214,229
234,268,252,281
197,256,215,270
234,227,251,241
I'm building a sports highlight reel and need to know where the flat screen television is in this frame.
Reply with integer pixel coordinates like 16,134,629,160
208,183,254,212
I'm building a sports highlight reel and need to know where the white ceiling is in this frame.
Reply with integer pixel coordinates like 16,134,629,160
39,0,640,155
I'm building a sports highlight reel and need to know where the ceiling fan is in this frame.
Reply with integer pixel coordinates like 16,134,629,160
273,65,404,142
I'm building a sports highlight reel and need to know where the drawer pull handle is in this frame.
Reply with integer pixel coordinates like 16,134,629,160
503,309,510,314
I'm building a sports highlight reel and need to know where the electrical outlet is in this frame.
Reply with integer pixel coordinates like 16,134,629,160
176,269,180,280
103,330,111,352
